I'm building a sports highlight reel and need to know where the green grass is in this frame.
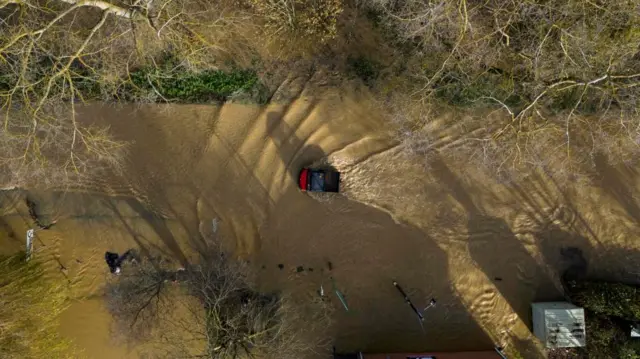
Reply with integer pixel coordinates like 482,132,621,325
129,67,263,103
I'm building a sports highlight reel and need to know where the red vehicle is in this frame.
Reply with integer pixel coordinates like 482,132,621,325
299,168,341,193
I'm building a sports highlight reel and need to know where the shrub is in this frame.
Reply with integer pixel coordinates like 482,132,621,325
129,67,261,103
565,279,640,358
106,247,331,358
566,280,640,321
580,312,640,359
348,56,380,85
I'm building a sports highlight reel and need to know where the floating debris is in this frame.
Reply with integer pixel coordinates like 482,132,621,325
211,218,218,233
296,266,304,273
278,264,284,270
318,284,325,299
424,298,437,312
331,277,349,311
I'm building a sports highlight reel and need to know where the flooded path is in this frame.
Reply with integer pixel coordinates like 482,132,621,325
2,73,640,358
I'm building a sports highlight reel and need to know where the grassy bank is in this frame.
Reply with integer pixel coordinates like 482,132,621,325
71,56,268,104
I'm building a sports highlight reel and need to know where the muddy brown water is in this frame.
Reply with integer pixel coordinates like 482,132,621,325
2,77,640,358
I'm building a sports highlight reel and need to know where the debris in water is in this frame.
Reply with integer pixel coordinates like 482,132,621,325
296,266,304,273
261,265,266,269
331,277,349,311
26,198,56,230
308,267,314,272
494,277,503,281
424,298,437,312
211,218,218,233
26,198,38,222
327,261,333,271
104,250,134,275
278,264,284,270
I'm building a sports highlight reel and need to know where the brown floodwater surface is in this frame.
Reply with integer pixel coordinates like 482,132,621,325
3,76,640,358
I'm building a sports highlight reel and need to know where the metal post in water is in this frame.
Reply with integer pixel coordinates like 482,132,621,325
494,346,508,359
393,281,424,321
424,298,437,312
25,229,34,262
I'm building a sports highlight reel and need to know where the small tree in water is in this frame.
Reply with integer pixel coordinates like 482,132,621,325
105,246,330,358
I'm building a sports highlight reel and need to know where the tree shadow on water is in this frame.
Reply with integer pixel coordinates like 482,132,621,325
468,214,555,323
593,153,640,224
100,196,188,265
430,156,558,329
536,225,592,289
266,111,326,183
328,215,495,353
124,198,189,265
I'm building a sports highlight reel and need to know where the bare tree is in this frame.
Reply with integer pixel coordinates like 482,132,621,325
0,0,258,188
105,247,330,358
0,0,139,188
362,0,640,182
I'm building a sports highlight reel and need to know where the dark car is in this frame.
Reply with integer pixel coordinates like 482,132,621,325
298,168,341,192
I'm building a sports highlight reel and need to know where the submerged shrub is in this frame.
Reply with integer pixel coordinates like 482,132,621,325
0,254,74,359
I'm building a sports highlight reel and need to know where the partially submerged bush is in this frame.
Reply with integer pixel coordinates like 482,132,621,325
106,247,331,358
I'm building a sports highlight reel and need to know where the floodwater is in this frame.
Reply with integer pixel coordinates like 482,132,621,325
2,73,640,358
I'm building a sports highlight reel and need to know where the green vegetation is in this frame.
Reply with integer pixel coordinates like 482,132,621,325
582,315,640,359
348,56,380,86
566,279,640,358
569,280,640,320
128,66,264,103
0,254,73,359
